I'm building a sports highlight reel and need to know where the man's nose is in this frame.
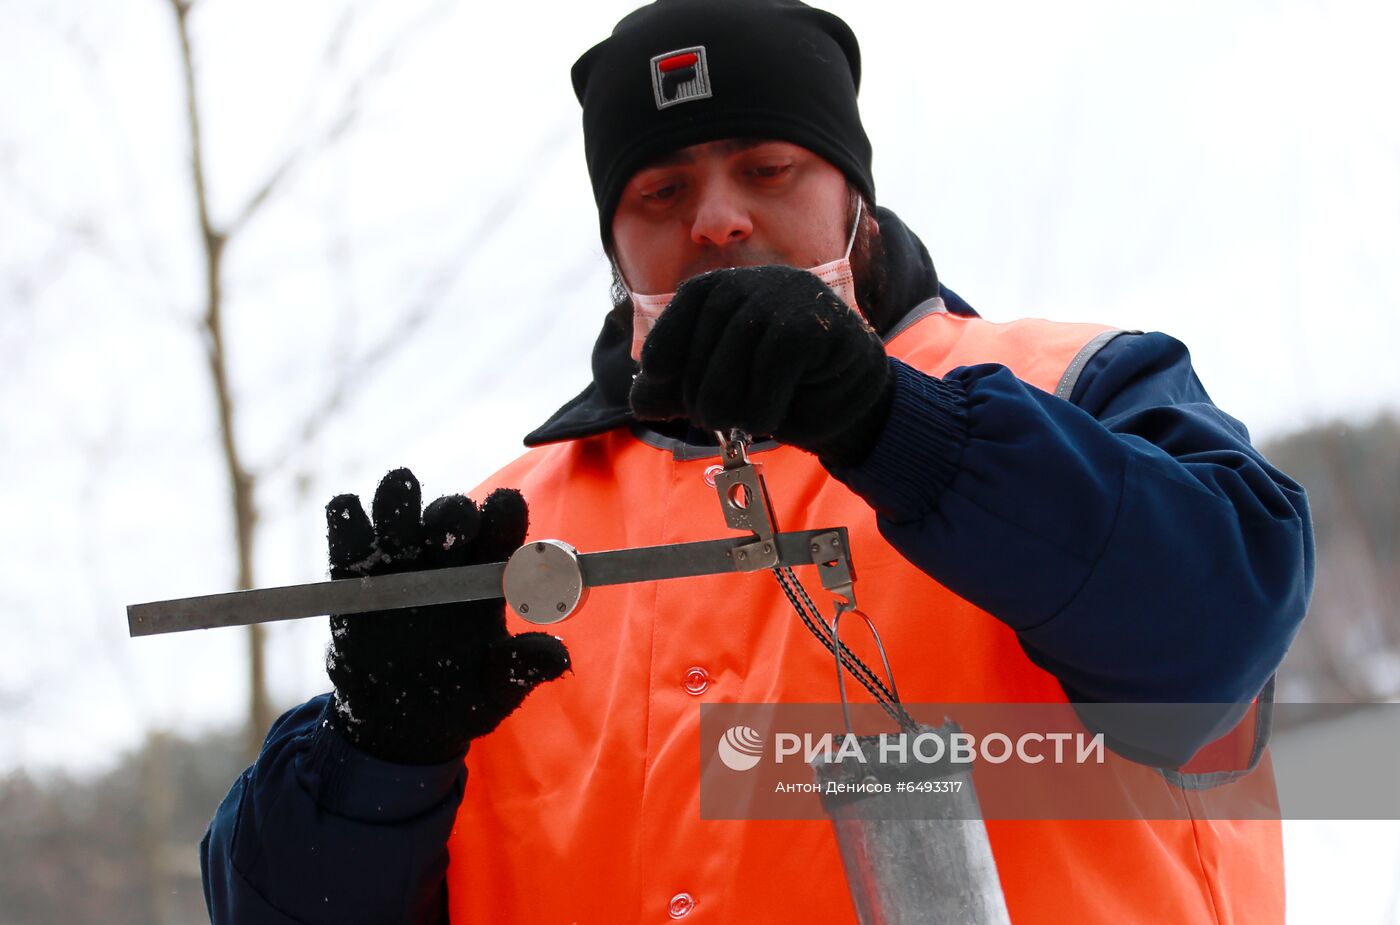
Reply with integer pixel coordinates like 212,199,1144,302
689,185,753,247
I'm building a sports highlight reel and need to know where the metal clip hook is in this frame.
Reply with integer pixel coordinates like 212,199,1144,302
715,428,753,470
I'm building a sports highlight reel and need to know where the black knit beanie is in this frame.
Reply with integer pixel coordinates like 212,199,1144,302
571,0,875,245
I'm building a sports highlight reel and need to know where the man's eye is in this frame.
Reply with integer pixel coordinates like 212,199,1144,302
751,164,792,180
642,183,682,202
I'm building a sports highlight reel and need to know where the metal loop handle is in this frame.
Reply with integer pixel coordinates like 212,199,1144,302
831,607,903,740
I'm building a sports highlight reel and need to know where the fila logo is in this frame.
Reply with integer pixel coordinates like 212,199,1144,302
651,45,712,109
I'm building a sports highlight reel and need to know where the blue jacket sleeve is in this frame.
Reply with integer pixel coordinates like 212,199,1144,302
828,330,1315,766
200,693,466,924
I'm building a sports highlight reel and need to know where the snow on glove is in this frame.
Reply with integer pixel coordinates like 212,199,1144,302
324,468,571,764
628,266,894,466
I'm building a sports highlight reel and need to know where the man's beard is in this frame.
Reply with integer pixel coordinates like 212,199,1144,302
848,194,893,335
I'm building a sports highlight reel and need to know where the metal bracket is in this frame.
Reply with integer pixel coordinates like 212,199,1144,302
714,464,779,570
810,530,857,614
714,429,779,570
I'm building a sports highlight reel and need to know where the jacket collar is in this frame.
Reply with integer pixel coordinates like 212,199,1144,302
523,206,975,448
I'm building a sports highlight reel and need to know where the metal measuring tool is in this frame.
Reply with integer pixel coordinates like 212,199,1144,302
126,430,858,637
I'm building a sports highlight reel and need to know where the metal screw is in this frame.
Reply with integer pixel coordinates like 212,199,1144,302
762,543,772,554
832,538,841,548
535,543,545,553
556,602,567,613
737,550,747,561
810,543,820,554
520,603,530,614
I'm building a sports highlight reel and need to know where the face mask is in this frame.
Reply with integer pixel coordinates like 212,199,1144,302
622,198,865,362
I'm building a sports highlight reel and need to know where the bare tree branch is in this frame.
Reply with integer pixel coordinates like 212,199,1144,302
258,118,576,478
162,0,482,759
224,108,358,240
168,0,268,760
224,0,455,240
0,163,182,326
216,0,366,241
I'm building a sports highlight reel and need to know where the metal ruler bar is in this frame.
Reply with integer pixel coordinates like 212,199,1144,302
127,563,508,637
127,529,847,638
581,537,748,586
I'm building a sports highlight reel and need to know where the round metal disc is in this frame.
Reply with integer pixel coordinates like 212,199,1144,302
503,539,587,624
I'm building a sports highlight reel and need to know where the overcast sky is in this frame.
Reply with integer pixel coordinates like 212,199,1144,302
1,0,1397,770
2,0,1398,917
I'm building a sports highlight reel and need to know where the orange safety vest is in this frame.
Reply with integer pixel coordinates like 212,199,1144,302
448,308,1282,924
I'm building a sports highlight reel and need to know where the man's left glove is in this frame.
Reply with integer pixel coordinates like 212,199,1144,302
628,266,893,466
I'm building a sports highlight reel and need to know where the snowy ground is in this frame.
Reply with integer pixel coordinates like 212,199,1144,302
1285,820,1400,924
1277,711,1400,924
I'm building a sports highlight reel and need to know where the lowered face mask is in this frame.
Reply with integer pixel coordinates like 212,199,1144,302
622,198,865,362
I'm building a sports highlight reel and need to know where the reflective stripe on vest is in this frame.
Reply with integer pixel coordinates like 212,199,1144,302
447,310,1282,924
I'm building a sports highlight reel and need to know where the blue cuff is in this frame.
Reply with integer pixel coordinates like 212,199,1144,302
827,357,969,519
296,694,468,823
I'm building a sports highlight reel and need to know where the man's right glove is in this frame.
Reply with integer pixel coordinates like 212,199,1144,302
628,266,894,467
323,467,571,765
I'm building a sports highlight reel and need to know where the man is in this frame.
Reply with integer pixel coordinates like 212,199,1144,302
202,1,1313,922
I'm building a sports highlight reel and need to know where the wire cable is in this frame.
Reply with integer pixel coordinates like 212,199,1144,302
771,565,916,730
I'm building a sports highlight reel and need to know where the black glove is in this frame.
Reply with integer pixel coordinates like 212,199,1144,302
628,266,894,466
324,468,571,764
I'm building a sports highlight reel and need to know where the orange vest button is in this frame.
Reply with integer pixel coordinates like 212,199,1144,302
668,893,696,918
683,667,710,695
